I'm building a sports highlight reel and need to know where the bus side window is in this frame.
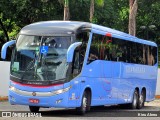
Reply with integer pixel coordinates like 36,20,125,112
137,43,143,64
152,46,157,65
72,48,80,75
130,42,137,63
88,47,98,62
79,45,87,70
87,33,101,64
72,45,87,76
111,38,123,62
104,39,112,61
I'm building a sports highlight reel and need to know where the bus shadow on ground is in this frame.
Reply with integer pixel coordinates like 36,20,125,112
40,105,153,117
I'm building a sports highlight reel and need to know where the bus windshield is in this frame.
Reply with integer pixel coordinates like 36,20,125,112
11,35,71,83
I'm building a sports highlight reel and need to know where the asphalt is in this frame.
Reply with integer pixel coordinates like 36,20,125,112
0,101,160,120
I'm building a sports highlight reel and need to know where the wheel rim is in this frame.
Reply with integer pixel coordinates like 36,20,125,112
139,92,144,107
82,95,87,111
139,95,143,106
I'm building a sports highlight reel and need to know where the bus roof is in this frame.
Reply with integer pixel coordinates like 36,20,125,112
19,21,157,47
20,21,91,35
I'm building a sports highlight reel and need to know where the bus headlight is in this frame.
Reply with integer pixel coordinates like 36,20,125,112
9,86,17,91
52,86,72,95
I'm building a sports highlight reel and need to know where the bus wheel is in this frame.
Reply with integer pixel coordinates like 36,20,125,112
137,90,145,109
130,90,138,109
76,91,91,115
29,106,40,112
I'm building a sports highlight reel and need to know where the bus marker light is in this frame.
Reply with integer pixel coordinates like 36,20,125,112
106,33,112,37
56,99,62,104
29,99,39,104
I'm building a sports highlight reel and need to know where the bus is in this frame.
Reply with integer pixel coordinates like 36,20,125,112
1,21,158,114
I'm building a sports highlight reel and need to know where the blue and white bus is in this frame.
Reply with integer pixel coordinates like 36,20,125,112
1,21,158,114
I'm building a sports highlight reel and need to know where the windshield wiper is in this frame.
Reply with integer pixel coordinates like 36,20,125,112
47,53,59,56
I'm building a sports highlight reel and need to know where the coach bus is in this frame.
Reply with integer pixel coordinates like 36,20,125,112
1,21,158,114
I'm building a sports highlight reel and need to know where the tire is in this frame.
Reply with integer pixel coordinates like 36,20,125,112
137,90,145,109
29,106,40,112
76,91,91,115
130,90,138,109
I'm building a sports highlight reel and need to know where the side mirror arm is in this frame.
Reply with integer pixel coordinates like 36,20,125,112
1,40,16,59
67,42,82,62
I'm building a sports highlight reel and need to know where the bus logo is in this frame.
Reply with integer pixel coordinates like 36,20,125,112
32,92,36,96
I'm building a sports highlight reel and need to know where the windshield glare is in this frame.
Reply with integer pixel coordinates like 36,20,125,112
11,35,71,82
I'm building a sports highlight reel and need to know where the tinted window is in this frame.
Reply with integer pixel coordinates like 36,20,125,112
88,33,157,66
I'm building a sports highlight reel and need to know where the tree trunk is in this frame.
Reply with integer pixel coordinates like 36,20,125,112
64,0,70,21
129,0,138,36
90,0,94,22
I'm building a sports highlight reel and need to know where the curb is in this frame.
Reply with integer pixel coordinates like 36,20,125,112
0,96,8,101
155,95,160,99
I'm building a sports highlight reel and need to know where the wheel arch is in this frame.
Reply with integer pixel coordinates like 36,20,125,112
130,87,146,103
85,87,92,99
76,86,92,112
79,86,92,105
135,87,140,93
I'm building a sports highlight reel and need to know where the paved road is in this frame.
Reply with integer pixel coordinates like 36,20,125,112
0,100,160,119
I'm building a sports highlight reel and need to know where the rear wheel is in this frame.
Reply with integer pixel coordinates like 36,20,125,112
130,90,138,109
29,106,40,112
76,91,91,115
137,90,145,109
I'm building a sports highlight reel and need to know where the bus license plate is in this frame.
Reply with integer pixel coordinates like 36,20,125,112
29,99,39,104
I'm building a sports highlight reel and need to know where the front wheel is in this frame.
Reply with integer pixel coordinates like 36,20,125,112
76,91,91,115
29,106,40,112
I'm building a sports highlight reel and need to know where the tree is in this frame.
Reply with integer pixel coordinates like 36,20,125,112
90,0,104,22
129,0,138,36
0,0,17,42
64,0,70,20
59,0,70,20
136,0,160,41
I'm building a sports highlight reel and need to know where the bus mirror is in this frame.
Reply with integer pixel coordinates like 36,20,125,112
67,42,82,62
1,40,16,59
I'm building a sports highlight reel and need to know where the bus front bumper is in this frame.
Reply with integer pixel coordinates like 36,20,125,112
8,88,71,108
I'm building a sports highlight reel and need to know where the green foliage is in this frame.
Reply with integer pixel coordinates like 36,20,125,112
69,0,90,21
95,0,104,6
0,0,159,44
137,0,160,43
8,24,20,39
